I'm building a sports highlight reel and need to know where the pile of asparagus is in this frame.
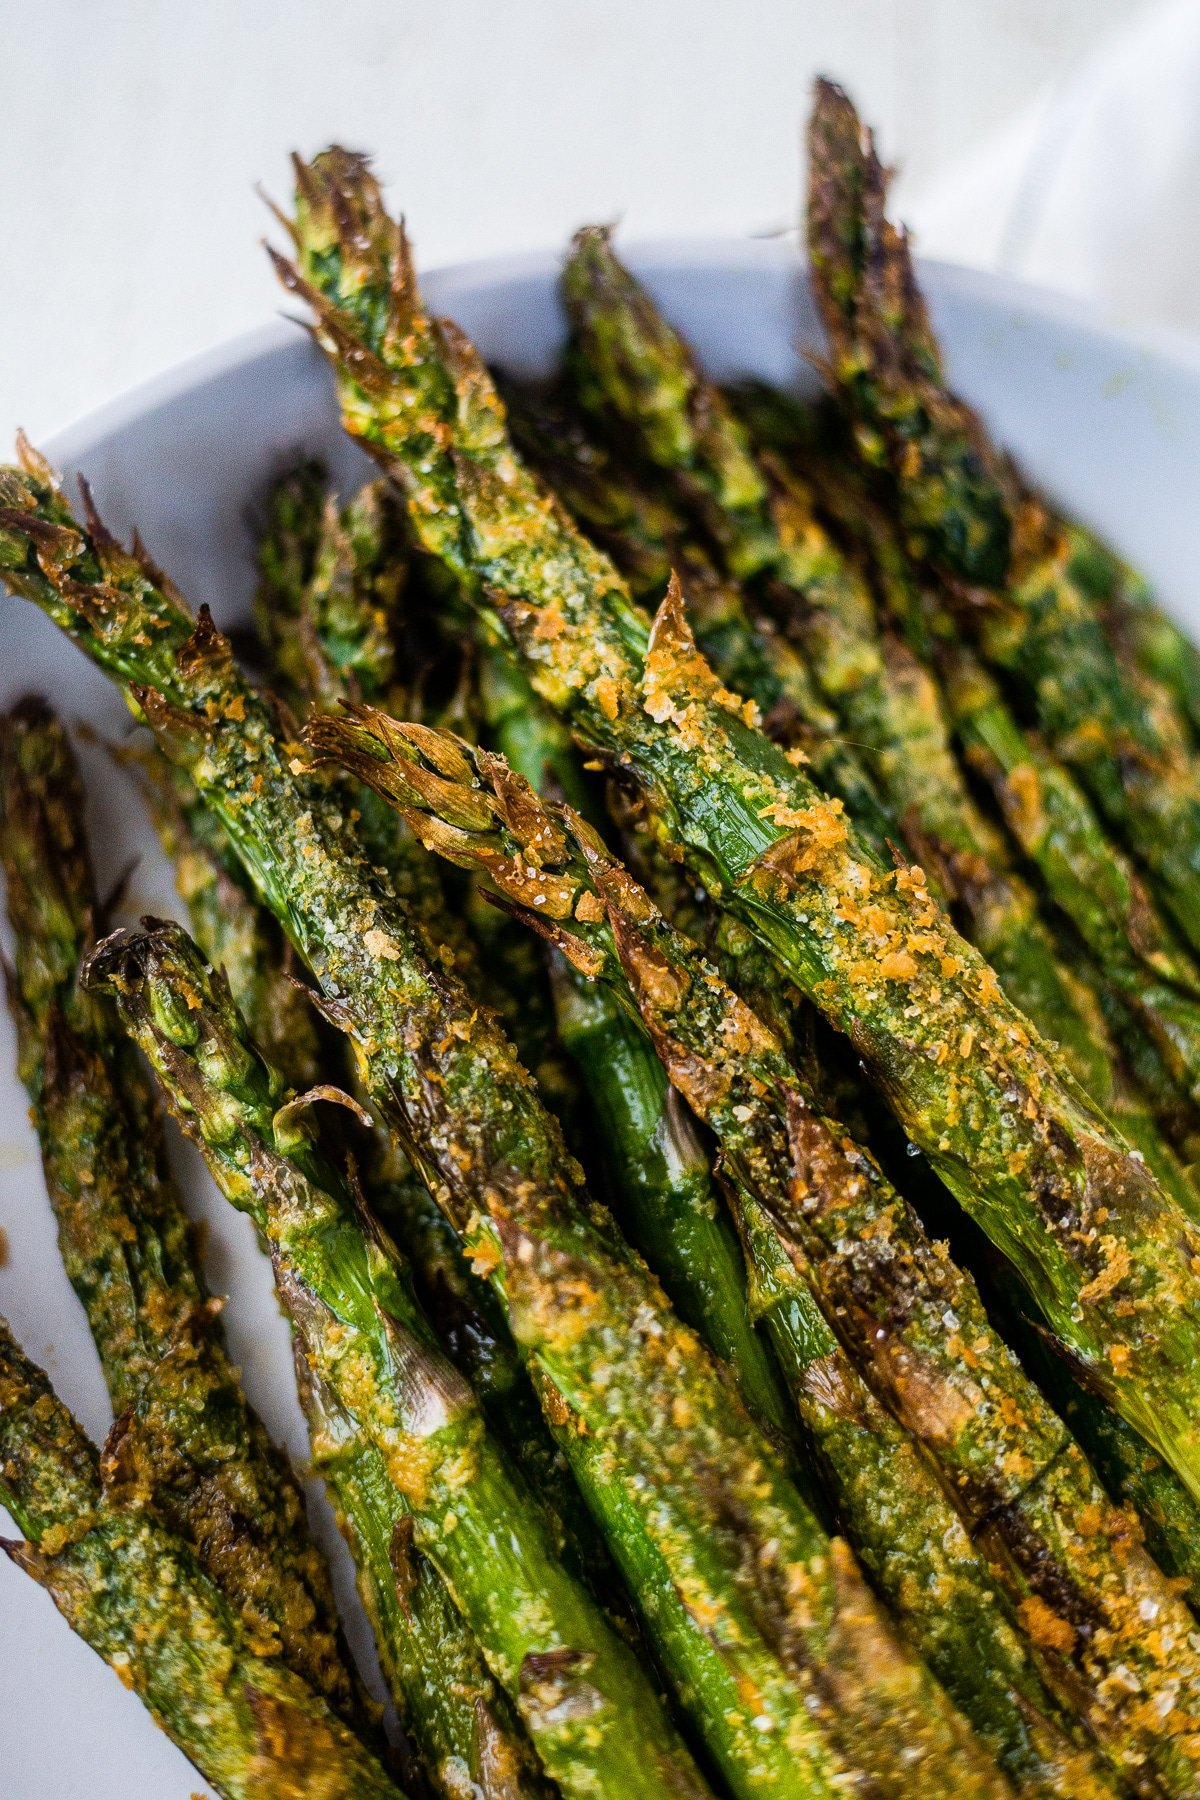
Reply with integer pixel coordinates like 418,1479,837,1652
3,77,1200,1800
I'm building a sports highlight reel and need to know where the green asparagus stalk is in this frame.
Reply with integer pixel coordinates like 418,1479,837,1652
806,78,1200,959
759,405,1200,1164
0,697,359,1725
254,455,329,696
940,644,1200,1113
127,786,557,1788
473,633,799,1446
253,464,605,1608
128,749,328,1092
272,156,1200,1506
311,707,1138,1800
0,1317,406,1800
502,377,897,860
258,471,406,716
1,452,1011,1800
297,1363,553,1800
88,918,707,1800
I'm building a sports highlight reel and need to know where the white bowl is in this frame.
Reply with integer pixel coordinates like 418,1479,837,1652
3,243,1200,1798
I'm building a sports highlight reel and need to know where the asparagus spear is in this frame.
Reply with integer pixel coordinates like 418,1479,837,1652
759,404,1200,1163
329,710,1199,1795
126,794,558,1785
515,350,1112,1111
806,77,1200,959
0,697,360,1727
473,633,799,1446
89,917,709,1800
312,707,1138,1800
939,644,1200,1115
502,377,897,861
0,454,1012,1800
298,1362,554,1800
0,1316,406,1800
271,157,1200,1505
256,465,407,716
253,464,606,1606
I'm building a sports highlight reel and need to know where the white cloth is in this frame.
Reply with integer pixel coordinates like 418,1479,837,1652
904,0,1200,339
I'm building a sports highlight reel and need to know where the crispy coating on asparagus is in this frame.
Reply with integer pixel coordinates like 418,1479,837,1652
91,920,685,1800
0,698,358,1725
271,154,1200,1507
0,441,1013,1800
806,78,1200,962
313,706,1141,1800
0,1317,405,1800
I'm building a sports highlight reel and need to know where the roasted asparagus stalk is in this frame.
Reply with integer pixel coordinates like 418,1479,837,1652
271,154,1200,1504
0,1316,405,1800
471,632,799,1446
806,76,1200,960
311,705,1142,1800
0,452,1010,1797
0,697,360,1728
253,460,613,1603
502,374,896,861
88,918,707,1800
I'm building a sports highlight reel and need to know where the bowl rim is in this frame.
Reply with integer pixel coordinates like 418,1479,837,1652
42,237,1200,469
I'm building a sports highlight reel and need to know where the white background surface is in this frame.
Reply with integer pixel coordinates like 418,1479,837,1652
0,0,1161,447
3,4,1200,1796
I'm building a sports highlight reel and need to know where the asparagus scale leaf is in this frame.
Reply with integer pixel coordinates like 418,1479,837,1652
0,1317,406,1800
272,154,1200,1505
0,696,360,1727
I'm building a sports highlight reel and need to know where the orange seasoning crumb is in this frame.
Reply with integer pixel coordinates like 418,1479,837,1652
1108,1342,1133,1376
879,951,918,981
593,676,621,721
1017,1595,1077,1655
760,797,849,872
1077,1505,1104,1538
1006,764,1044,841
468,1237,502,1279
1079,1239,1133,1306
